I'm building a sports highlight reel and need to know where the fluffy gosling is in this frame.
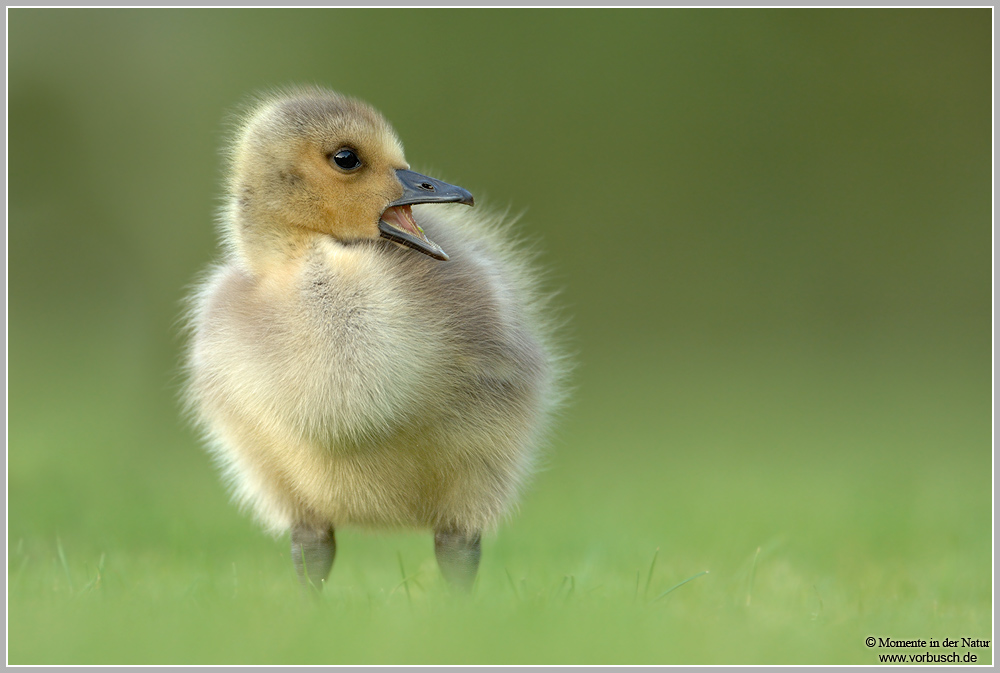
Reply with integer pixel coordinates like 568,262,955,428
185,87,561,591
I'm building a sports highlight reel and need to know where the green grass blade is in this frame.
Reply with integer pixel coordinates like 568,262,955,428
643,547,659,600
652,570,709,603
397,551,411,605
505,567,520,601
79,553,106,594
55,537,74,594
746,546,761,607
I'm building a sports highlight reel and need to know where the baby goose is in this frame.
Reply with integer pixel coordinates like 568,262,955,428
185,87,560,591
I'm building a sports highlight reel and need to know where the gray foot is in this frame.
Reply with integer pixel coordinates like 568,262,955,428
434,529,481,591
291,523,336,591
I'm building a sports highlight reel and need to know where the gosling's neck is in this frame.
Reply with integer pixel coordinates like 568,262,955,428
224,197,329,279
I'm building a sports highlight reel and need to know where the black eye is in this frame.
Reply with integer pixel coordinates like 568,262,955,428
331,148,361,171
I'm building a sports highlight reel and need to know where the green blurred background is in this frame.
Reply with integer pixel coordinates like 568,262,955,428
8,8,992,665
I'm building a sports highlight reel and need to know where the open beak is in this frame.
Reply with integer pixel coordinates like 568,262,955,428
378,169,475,261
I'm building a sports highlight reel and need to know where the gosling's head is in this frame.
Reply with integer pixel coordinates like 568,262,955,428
227,86,473,262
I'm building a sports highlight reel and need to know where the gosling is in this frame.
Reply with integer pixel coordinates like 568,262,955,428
185,87,561,591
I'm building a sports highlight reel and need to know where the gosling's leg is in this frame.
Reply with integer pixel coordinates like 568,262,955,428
434,529,481,591
291,523,336,591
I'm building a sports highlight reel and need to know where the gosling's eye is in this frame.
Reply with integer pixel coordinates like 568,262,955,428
331,148,362,171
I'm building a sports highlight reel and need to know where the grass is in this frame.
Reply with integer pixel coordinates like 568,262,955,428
8,455,991,664
7,336,992,664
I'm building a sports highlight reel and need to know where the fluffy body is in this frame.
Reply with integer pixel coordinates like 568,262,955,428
185,89,561,542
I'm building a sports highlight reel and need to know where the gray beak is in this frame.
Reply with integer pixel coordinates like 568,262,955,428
378,169,475,261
